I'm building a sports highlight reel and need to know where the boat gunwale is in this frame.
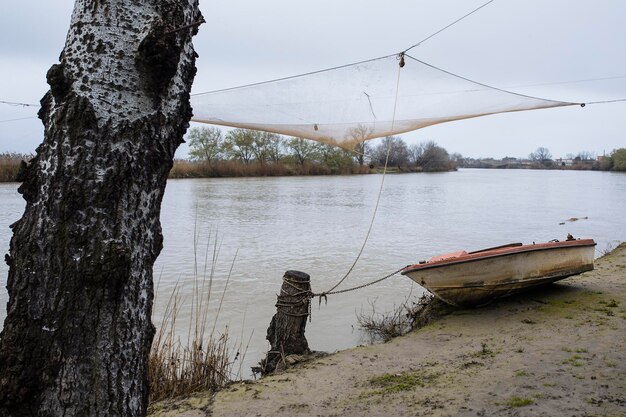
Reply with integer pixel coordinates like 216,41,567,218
402,239,596,275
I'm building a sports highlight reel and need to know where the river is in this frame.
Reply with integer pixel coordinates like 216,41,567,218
1,169,625,377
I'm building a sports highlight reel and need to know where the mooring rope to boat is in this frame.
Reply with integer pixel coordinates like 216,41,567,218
313,265,406,299
279,265,407,322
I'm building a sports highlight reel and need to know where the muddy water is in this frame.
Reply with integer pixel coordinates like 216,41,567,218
1,169,625,377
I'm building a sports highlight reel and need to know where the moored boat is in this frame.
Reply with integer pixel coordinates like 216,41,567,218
402,238,596,307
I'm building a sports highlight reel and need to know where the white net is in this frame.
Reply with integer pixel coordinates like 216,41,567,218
191,54,578,150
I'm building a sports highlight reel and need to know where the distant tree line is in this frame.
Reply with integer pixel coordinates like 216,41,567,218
599,148,626,171
3,143,624,183
368,136,459,172
460,147,626,172
172,127,458,178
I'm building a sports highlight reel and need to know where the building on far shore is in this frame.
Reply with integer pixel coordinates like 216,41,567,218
555,158,574,167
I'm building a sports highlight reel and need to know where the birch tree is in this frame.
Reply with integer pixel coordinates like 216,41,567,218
0,1,202,416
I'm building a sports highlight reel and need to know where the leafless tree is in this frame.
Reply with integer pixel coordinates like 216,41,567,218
346,124,373,165
373,136,410,167
529,147,552,162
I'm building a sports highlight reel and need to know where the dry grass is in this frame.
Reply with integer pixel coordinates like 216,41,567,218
0,153,32,182
169,159,370,179
600,240,622,257
148,288,232,402
148,231,241,403
357,292,452,343
357,299,414,343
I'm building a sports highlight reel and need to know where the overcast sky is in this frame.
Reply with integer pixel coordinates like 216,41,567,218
1,0,625,159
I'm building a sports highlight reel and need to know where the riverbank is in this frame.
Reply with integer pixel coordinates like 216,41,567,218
0,158,456,182
149,243,626,417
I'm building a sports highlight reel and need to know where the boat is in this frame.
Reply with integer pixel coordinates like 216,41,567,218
401,237,596,307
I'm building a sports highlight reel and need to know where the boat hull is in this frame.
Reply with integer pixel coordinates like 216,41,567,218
402,240,596,307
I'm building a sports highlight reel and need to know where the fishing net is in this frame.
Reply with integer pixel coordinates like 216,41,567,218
191,53,578,150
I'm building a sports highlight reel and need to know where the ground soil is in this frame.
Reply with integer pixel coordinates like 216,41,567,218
149,243,626,417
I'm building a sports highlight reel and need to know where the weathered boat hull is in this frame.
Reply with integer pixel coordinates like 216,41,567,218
402,239,596,307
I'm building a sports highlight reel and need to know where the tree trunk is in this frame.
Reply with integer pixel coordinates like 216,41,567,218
0,1,201,416
262,270,311,374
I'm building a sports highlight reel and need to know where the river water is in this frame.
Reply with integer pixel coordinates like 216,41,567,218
1,169,625,377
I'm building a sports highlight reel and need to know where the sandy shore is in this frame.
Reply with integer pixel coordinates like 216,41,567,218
150,243,626,417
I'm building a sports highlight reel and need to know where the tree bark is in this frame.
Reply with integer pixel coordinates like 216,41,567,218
0,1,201,416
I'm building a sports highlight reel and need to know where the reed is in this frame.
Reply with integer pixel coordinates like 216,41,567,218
0,153,32,182
148,231,237,403
168,159,370,179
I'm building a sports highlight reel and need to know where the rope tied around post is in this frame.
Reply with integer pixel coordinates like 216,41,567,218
276,266,406,321
260,267,406,374
262,270,312,374
275,272,312,317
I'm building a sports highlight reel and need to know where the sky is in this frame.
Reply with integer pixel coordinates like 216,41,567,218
0,0,625,159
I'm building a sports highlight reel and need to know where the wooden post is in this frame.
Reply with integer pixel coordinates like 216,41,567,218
261,270,311,374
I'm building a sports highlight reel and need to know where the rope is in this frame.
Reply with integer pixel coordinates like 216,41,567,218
313,266,405,299
322,55,404,296
0,100,38,107
275,266,406,322
275,268,406,324
192,54,398,96
501,75,626,89
403,0,496,53
583,98,626,105
0,116,38,124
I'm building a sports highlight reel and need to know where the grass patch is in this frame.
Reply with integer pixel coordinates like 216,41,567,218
594,307,615,316
470,342,496,358
561,354,585,367
599,299,619,308
461,360,483,369
363,369,441,396
514,370,529,377
504,396,534,407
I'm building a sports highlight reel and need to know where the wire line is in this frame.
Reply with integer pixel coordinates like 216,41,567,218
584,98,626,105
0,116,38,124
0,100,38,107
403,0,496,53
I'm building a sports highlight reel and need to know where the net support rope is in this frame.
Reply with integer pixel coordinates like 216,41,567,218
403,0,497,53
318,54,405,299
